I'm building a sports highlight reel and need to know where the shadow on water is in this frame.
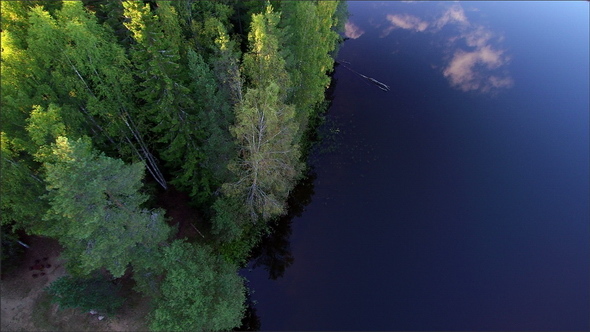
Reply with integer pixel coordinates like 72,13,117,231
236,170,317,331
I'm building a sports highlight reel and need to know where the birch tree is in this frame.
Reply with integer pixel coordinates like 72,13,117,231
280,1,340,127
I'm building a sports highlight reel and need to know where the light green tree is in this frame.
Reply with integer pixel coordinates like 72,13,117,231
242,4,289,93
280,1,340,129
225,4,302,221
226,83,301,221
42,136,171,277
149,240,246,332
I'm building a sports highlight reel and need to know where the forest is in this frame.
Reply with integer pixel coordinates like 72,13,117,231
0,0,346,330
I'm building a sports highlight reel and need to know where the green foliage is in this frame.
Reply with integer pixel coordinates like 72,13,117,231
45,275,125,315
170,0,234,60
26,104,68,161
0,133,47,231
1,5,54,149
180,49,236,204
211,195,247,242
86,0,133,48
149,240,246,332
242,4,289,92
225,3,302,222
225,0,266,42
0,224,26,274
226,83,302,221
280,1,340,130
43,136,172,277
218,220,269,266
0,0,344,329
21,1,168,188
123,1,237,205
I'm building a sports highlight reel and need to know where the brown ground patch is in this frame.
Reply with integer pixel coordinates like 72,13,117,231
157,186,210,241
1,236,151,331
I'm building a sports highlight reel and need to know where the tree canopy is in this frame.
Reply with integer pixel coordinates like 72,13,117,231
149,240,246,332
42,137,171,277
0,1,344,330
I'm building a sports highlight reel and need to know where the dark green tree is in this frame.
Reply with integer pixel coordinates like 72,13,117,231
0,133,46,232
0,224,27,274
149,240,246,332
123,0,200,187
42,136,171,277
46,274,125,314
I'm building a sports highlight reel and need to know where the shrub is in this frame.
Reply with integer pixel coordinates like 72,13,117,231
45,275,124,315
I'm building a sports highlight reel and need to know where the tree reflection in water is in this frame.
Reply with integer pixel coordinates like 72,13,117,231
249,169,317,280
236,292,261,331
236,170,316,331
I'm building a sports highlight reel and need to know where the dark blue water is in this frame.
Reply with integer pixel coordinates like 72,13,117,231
244,2,589,330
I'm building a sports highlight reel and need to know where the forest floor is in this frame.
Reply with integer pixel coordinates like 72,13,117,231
156,187,208,242
0,236,151,331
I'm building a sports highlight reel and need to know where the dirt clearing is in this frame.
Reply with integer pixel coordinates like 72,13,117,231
1,236,150,331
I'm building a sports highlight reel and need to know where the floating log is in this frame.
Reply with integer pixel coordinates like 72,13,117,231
337,61,390,92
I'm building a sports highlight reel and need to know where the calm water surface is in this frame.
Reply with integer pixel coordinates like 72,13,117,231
244,2,589,330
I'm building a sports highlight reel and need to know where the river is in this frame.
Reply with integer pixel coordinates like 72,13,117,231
243,2,590,330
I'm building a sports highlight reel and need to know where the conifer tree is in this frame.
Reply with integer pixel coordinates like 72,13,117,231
43,136,171,277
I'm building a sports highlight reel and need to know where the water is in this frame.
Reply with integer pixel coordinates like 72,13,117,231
243,2,590,330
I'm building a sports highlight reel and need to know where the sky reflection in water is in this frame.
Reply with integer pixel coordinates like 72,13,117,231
346,2,513,93
247,1,589,330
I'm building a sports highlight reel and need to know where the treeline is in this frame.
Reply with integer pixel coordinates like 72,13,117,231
0,1,345,330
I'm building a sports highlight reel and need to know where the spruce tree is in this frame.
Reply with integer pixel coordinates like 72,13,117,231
43,136,171,277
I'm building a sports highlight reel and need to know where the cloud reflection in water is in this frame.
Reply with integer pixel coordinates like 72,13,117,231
438,6,513,92
383,14,430,35
347,3,513,93
345,21,365,39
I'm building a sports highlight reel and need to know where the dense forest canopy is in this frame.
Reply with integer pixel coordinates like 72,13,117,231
0,0,345,330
